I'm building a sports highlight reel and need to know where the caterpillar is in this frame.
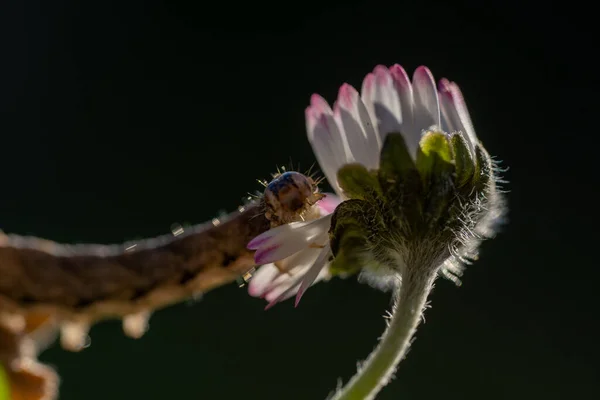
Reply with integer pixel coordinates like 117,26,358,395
0,202,270,350
0,168,324,400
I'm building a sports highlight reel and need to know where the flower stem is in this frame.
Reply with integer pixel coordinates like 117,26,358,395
331,269,437,400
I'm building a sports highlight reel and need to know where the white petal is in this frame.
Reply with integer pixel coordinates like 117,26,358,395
333,83,380,169
264,262,331,309
360,72,377,134
316,193,342,215
265,247,322,290
412,66,441,136
371,65,403,142
264,276,303,308
248,215,326,250
438,78,478,151
389,64,417,155
295,244,331,306
438,78,474,153
247,263,280,297
306,94,351,192
285,264,331,305
260,244,328,308
438,79,460,133
253,215,333,264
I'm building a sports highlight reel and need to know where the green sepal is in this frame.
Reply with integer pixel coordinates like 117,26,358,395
416,131,454,183
329,231,368,276
472,142,493,191
328,199,371,276
378,133,418,186
337,163,381,201
416,132,457,229
450,133,475,187
377,133,423,223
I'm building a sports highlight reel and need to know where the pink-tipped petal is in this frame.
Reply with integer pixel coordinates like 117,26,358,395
337,83,355,109
264,278,303,310
253,216,324,245
295,244,331,307
360,72,376,128
438,79,458,132
438,78,473,153
250,232,333,309
248,264,280,297
316,193,342,215
361,66,402,146
389,64,417,154
305,106,316,132
254,244,282,264
439,79,478,150
247,233,275,250
251,216,333,264
412,66,441,136
362,71,375,92
370,65,402,142
249,218,322,252
310,93,332,113
334,84,379,169
259,241,329,309
306,96,350,192
389,64,413,104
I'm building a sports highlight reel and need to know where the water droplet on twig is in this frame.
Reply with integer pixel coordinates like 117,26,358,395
236,267,256,287
171,223,184,236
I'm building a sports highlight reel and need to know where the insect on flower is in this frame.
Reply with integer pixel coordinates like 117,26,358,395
247,167,342,308
247,63,505,399
263,170,325,227
247,63,504,346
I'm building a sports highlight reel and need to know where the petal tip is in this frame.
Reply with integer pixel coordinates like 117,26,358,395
337,83,357,108
413,65,436,84
254,245,280,264
389,63,407,76
362,72,375,91
247,283,261,297
316,194,341,215
247,235,271,250
310,94,331,113
294,291,304,307
373,64,388,72
389,64,411,90
373,65,392,85
438,78,452,92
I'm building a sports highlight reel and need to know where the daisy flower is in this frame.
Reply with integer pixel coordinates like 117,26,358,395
247,64,486,309
247,63,504,400
246,192,340,309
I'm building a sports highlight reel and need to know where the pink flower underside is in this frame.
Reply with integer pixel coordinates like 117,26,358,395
316,193,342,214
249,64,475,311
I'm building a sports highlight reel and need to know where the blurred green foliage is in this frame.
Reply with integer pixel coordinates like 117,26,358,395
0,365,9,400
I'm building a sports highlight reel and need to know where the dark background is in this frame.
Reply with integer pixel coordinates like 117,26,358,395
1,1,597,399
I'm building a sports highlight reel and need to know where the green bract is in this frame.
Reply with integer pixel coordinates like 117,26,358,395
330,131,495,277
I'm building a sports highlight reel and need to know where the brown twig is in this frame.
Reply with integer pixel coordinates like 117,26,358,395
0,203,270,399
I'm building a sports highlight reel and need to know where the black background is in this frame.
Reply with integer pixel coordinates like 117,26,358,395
0,1,597,399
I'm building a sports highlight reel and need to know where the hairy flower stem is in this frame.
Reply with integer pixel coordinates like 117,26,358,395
331,267,438,400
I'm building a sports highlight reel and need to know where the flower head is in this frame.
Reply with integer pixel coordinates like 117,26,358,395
248,64,502,307
247,194,341,308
